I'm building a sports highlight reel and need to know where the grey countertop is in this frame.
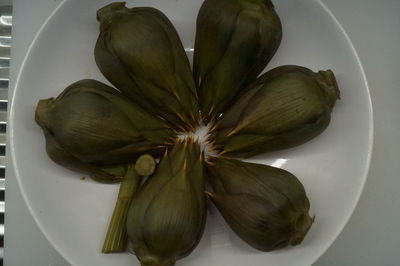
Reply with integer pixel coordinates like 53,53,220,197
4,0,400,265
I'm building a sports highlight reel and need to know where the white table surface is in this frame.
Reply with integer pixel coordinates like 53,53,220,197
4,0,400,265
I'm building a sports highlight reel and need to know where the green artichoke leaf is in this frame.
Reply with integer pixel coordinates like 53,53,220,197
193,0,282,121
41,128,123,183
209,192,305,251
127,140,206,266
142,169,201,258
210,65,340,157
206,157,313,251
95,3,200,131
35,79,176,168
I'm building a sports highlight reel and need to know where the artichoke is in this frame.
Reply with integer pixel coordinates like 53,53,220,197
206,157,313,251
193,0,282,122
95,2,200,131
209,65,340,158
35,79,176,182
126,139,206,266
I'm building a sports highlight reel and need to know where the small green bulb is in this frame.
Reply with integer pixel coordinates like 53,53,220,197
135,154,156,176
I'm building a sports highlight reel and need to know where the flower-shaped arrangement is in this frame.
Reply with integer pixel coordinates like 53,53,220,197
35,1,340,265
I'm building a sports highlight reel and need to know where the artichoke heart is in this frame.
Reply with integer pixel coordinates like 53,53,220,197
193,0,282,122
126,139,206,266
35,79,176,182
206,157,313,251
95,2,200,131
209,65,340,157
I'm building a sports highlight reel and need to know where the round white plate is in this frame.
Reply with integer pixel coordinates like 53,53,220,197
10,0,372,265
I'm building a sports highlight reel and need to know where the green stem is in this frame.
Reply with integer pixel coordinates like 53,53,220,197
102,165,141,253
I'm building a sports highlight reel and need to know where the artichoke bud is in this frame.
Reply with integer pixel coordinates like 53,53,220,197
206,157,313,251
135,154,156,176
209,65,340,158
127,139,206,266
95,3,200,131
193,0,282,122
35,79,176,181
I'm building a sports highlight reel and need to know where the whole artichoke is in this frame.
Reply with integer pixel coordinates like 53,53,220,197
95,2,200,131
209,65,340,157
35,79,176,182
193,0,282,122
206,157,313,251
127,139,206,266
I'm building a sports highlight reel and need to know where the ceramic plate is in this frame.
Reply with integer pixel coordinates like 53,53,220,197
10,0,373,265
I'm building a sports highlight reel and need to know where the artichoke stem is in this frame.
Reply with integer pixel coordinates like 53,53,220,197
102,165,141,253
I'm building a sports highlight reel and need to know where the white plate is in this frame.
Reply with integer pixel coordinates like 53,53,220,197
9,0,372,265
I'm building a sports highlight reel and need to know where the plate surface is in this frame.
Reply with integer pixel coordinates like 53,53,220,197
10,0,372,265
